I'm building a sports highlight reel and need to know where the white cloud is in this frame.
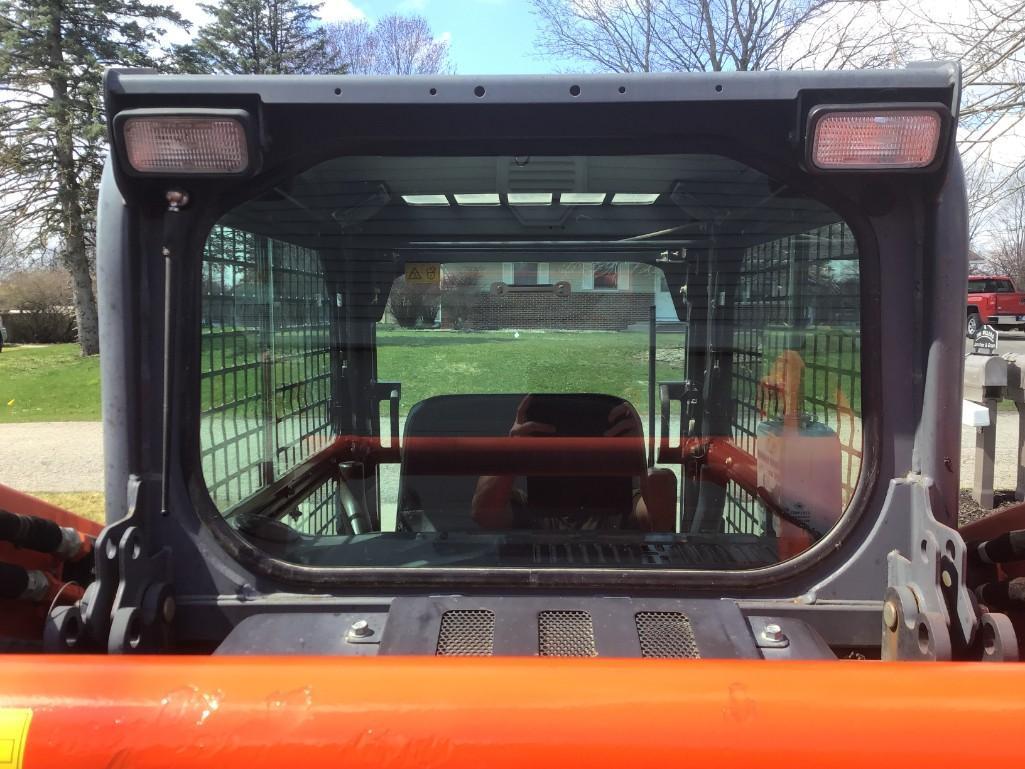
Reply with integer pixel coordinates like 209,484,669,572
320,0,367,22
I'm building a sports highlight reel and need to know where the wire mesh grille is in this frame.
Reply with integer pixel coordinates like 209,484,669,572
725,221,862,535
635,612,700,658
200,225,338,535
435,610,496,656
538,610,597,657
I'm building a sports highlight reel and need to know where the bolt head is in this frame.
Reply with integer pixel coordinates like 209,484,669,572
349,619,372,637
883,601,899,631
762,623,785,642
941,570,953,589
162,596,176,624
165,189,190,208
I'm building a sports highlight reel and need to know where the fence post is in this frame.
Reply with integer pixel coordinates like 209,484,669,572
1002,354,1025,501
964,354,1008,509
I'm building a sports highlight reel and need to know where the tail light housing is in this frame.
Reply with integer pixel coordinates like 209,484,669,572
113,109,258,177
807,104,948,171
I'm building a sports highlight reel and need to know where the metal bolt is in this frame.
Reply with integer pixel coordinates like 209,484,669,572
348,619,372,638
941,570,953,589
761,623,786,643
165,189,190,210
883,601,899,631
162,596,176,624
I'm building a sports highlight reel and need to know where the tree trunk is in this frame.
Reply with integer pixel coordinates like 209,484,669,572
47,0,100,356
62,218,100,356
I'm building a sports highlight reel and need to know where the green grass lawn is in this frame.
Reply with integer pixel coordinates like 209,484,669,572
32,491,106,523
1,329,862,425
0,344,101,423
378,329,682,414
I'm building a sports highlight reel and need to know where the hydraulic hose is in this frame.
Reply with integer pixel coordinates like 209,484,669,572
0,509,91,560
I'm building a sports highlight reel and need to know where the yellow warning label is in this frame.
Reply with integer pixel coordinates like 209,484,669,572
405,263,440,285
0,709,31,769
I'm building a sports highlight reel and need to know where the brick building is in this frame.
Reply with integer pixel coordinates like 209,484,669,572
437,261,675,331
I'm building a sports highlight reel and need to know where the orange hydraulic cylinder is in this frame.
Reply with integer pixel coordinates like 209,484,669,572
1,656,1024,768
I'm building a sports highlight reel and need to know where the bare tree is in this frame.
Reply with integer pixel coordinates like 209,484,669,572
532,1,1025,242
785,1,1025,232
325,14,451,75
0,217,19,279
986,173,1025,286
530,0,837,72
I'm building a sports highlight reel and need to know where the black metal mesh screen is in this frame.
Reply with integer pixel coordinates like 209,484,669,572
538,610,597,657
635,611,700,658
435,610,496,656
200,225,338,535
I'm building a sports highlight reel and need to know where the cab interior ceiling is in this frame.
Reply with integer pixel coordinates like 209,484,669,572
219,154,844,265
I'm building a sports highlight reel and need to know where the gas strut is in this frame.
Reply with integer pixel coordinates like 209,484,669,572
160,189,190,515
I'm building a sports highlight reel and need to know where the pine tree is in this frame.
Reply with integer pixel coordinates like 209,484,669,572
0,0,185,356
182,0,342,75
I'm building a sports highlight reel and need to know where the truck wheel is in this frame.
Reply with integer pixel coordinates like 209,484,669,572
967,312,981,338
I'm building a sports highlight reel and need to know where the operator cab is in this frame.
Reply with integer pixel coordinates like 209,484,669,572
61,64,1010,662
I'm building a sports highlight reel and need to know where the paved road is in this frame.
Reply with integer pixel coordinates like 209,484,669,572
0,422,104,492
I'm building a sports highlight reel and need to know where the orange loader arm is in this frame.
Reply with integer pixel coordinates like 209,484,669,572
0,656,1023,768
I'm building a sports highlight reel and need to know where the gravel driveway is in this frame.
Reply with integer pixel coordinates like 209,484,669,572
0,416,1021,504
0,422,104,492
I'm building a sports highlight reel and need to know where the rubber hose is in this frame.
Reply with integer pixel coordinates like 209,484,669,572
0,561,30,600
0,509,63,553
971,530,1025,565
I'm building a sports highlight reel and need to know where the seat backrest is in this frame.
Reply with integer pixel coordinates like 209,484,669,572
396,393,645,532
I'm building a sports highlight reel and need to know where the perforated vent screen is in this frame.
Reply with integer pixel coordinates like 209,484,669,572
635,612,700,658
538,610,597,657
436,610,495,656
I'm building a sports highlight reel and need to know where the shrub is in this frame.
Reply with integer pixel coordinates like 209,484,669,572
440,269,482,329
0,269,76,343
388,276,440,328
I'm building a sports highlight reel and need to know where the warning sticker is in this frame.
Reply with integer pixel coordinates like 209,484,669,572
0,709,31,769
405,263,440,285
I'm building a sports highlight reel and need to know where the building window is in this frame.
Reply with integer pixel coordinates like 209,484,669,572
593,263,619,290
513,262,539,285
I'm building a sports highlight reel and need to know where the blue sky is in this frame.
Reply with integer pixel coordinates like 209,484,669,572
347,0,556,74
168,0,562,75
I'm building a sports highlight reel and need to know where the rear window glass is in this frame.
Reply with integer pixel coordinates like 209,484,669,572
198,153,863,571
969,278,1014,293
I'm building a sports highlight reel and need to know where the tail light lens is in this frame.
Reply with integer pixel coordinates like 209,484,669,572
117,110,253,175
810,108,943,170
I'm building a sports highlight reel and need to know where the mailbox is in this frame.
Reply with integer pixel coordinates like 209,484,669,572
964,354,1007,403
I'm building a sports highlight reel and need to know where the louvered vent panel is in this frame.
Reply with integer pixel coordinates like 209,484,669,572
505,158,580,192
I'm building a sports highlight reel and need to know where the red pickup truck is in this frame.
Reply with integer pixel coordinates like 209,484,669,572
967,275,1025,337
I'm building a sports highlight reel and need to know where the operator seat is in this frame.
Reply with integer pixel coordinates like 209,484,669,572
395,393,652,532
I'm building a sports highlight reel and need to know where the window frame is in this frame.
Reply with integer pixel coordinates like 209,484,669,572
177,143,883,591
